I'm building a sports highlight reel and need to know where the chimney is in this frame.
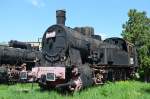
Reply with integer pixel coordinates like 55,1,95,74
56,10,66,25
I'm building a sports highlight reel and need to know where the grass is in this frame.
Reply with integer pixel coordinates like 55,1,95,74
0,81,150,99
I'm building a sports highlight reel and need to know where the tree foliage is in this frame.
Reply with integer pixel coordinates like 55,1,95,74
121,9,150,81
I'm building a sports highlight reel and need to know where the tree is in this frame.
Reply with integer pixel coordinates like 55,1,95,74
121,9,150,82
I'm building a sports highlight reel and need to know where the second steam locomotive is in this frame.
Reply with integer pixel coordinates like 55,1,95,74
31,10,138,91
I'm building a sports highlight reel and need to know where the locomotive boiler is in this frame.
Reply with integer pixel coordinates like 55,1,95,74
32,10,138,91
9,40,32,50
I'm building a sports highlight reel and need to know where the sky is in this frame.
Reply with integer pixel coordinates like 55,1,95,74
0,0,150,42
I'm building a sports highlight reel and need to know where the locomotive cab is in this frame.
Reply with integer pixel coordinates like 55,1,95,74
103,37,137,66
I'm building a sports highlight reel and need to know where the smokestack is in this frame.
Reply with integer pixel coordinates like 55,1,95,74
56,10,66,25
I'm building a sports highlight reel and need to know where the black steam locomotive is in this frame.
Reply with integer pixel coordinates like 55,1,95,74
0,42,41,83
32,10,138,91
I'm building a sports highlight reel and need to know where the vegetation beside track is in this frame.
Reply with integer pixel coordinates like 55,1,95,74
0,81,150,99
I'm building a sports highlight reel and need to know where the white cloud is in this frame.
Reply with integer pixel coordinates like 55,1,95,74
29,0,45,8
